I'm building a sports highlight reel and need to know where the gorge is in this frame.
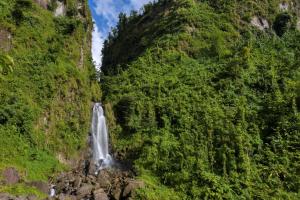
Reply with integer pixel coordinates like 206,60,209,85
0,0,300,200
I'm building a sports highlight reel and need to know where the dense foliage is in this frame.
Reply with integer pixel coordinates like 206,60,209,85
0,0,100,191
101,0,300,199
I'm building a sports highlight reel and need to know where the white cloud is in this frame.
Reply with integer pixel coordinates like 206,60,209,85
93,0,118,29
92,23,104,69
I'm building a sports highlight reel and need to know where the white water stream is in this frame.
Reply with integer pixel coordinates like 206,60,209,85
49,103,112,197
91,103,112,173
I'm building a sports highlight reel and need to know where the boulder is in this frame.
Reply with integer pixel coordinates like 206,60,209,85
2,167,19,184
96,170,111,188
88,161,97,175
111,187,122,200
28,181,49,193
251,16,269,30
122,180,145,198
76,184,93,199
93,188,109,200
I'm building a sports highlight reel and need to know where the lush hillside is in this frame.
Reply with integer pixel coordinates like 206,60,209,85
101,0,300,199
0,0,100,195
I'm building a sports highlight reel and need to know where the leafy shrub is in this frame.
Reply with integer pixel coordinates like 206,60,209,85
11,7,24,24
273,13,293,36
47,0,58,11
0,54,14,75
15,0,32,8
54,17,79,35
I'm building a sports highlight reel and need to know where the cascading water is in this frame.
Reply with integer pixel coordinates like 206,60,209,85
91,103,112,173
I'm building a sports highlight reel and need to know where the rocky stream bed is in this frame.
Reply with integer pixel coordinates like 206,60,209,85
0,157,144,200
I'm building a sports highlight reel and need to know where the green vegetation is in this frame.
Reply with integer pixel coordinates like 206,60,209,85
0,0,99,194
0,183,47,199
0,54,14,75
0,0,299,199
102,0,300,199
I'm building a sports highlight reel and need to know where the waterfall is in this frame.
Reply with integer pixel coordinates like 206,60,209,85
91,103,112,172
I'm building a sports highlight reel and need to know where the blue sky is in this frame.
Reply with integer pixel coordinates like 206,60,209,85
88,0,153,67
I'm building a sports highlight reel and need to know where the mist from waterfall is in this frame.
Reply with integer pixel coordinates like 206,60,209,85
91,103,112,172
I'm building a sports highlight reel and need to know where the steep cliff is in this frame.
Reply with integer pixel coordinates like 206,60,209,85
102,0,300,199
0,0,100,196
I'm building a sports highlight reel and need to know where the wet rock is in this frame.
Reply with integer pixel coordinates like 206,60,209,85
122,180,145,198
93,188,109,200
251,16,269,30
96,170,111,188
2,167,19,184
111,187,122,200
76,184,93,199
88,161,97,175
28,181,49,193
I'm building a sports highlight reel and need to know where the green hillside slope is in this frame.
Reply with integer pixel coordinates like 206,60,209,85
101,0,300,199
0,0,100,193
